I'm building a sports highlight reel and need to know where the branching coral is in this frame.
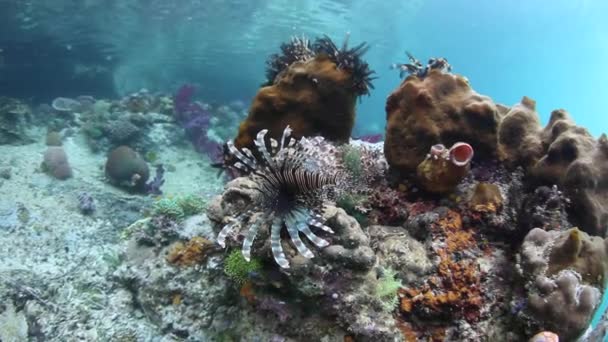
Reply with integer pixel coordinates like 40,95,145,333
217,126,338,268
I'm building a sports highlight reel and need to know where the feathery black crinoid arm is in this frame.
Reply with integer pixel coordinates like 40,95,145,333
265,35,315,85
312,33,376,97
217,126,338,269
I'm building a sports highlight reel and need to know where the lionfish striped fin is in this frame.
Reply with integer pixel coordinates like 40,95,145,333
285,213,314,258
270,138,279,154
271,217,290,268
227,141,256,171
232,162,249,172
280,125,293,150
241,147,256,162
293,209,329,248
309,214,334,233
242,220,261,261
254,129,275,168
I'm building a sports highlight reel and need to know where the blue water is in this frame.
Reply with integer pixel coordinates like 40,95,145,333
1,0,606,135
591,289,608,341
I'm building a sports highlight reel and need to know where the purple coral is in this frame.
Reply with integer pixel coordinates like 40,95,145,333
173,84,221,159
145,164,165,195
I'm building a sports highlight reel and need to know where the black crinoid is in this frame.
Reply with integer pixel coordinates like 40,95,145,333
312,33,376,97
217,126,340,269
264,33,376,97
265,35,315,86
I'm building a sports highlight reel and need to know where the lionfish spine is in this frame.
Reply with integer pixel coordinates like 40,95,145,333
242,221,261,261
285,213,314,258
293,208,329,247
227,141,257,171
280,125,293,150
254,129,275,169
271,216,290,268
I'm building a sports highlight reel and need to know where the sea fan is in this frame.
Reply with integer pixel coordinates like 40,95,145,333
265,35,315,85
217,126,338,268
312,33,376,97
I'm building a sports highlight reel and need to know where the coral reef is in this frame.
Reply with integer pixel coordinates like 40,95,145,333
234,35,375,151
2,36,608,342
0,302,28,342
497,96,543,169
41,146,72,180
367,225,433,284
528,270,601,341
498,97,608,237
518,227,608,339
399,210,485,324
519,227,608,288
385,69,501,177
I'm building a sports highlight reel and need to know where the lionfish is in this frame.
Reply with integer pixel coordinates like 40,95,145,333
217,126,338,269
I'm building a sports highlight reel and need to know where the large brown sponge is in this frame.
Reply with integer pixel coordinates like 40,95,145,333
234,55,358,150
498,102,608,237
384,70,501,175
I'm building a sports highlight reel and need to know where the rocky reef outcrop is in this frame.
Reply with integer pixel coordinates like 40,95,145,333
518,227,608,340
498,98,608,237
384,67,608,238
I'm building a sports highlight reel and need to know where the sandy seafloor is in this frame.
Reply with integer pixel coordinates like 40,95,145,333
0,128,225,341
